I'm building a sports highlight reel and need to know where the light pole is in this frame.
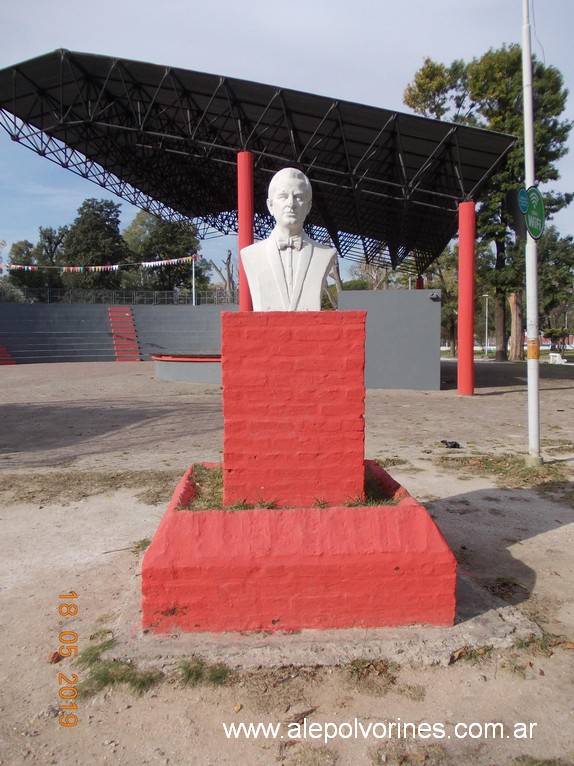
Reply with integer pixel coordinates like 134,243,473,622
482,294,489,357
522,0,542,465
192,254,196,306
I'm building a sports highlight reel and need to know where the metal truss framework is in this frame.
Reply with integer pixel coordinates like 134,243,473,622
0,49,516,273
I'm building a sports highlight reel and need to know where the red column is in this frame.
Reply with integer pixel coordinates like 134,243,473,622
457,201,476,396
237,151,254,311
416,275,424,289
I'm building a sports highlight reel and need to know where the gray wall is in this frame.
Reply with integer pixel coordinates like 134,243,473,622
1,297,440,390
339,290,442,390
132,304,237,358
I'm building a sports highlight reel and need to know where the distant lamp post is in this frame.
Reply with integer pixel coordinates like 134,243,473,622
482,294,489,357
191,253,200,306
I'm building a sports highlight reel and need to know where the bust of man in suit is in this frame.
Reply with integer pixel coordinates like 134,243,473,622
240,168,336,311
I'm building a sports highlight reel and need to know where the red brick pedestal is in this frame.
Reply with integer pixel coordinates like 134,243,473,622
222,311,366,506
141,312,457,633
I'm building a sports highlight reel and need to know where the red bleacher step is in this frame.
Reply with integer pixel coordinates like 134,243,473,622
108,307,141,362
0,345,17,365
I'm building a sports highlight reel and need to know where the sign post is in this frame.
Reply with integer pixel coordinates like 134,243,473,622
522,0,543,466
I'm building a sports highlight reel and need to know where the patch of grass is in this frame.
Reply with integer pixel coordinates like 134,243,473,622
346,658,399,694
537,480,574,509
284,744,339,766
435,453,567,488
77,637,118,668
375,456,408,468
180,463,399,511
540,438,574,453
131,537,151,554
180,657,232,686
77,660,163,697
500,657,529,679
514,631,566,656
449,645,493,665
484,576,529,603
348,657,371,681
366,462,400,503
369,742,449,765
185,464,224,510
397,683,426,702
0,469,182,506
88,627,114,642
76,637,162,697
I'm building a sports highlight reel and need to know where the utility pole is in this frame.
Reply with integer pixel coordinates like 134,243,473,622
522,0,542,465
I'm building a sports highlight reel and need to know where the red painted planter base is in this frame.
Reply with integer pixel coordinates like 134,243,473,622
141,461,457,633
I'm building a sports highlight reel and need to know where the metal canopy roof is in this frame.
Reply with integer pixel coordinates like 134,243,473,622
0,49,516,273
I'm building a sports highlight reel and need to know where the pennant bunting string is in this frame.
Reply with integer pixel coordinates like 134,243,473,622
3,254,200,274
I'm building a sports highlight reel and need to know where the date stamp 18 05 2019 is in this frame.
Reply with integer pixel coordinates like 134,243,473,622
56,591,79,727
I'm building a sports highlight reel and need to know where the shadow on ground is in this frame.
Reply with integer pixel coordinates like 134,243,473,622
0,399,223,464
427,480,574,623
440,358,574,391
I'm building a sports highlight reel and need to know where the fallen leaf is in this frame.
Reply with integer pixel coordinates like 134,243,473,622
563,642,574,650
449,646,467,664
48,651,63,664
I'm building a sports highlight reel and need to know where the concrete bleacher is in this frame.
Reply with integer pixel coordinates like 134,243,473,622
0,303,238,364
132,304,237,358
0,304,116,363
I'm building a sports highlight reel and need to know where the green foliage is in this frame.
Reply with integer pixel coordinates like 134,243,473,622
77,638,118,668
6,240,40,289
61,199,129,288
179,657,232,686
76,636,163,697
122,210,210,291
537,226,574,330
7,226,68,291
0,276,28,302
78,659,163,697
405,45,572,359
403,56,470,122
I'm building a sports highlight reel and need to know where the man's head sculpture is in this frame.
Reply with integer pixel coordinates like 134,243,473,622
240,168,336,311
266,167,312,234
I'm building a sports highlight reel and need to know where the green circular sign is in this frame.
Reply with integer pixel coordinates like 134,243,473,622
524,186,545,239
518,188,529,214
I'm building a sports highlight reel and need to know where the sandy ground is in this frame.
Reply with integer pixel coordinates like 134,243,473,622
0,359,573,766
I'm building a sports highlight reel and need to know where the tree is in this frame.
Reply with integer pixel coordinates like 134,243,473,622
6,240,41,290
209,249,237,301
62,199,130,289
122,210,210,292
7,227,68,293
347,261,404,290
537,226,574,338
36,227,67,289
404,46,572,360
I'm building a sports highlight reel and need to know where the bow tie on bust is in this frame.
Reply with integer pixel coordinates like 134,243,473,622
277,236,303,251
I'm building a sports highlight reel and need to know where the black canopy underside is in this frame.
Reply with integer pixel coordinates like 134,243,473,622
0,49,516,273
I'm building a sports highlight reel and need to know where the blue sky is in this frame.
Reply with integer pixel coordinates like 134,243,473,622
1,0,573,273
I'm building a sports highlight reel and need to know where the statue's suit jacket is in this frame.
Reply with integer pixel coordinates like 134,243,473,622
240,233,336,311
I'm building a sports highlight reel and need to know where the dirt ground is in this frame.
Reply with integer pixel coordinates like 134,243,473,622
0,359,573,766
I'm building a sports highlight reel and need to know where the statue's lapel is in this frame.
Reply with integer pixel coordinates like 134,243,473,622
266,239,290,310
289,240,313,311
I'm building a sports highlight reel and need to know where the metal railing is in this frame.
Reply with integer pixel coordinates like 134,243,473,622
2,287,238,305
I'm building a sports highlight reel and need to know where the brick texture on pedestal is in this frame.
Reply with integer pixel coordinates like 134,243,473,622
141,462,457,632
221,311,366,507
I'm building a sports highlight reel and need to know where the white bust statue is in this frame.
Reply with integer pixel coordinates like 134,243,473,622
240,168,337,311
